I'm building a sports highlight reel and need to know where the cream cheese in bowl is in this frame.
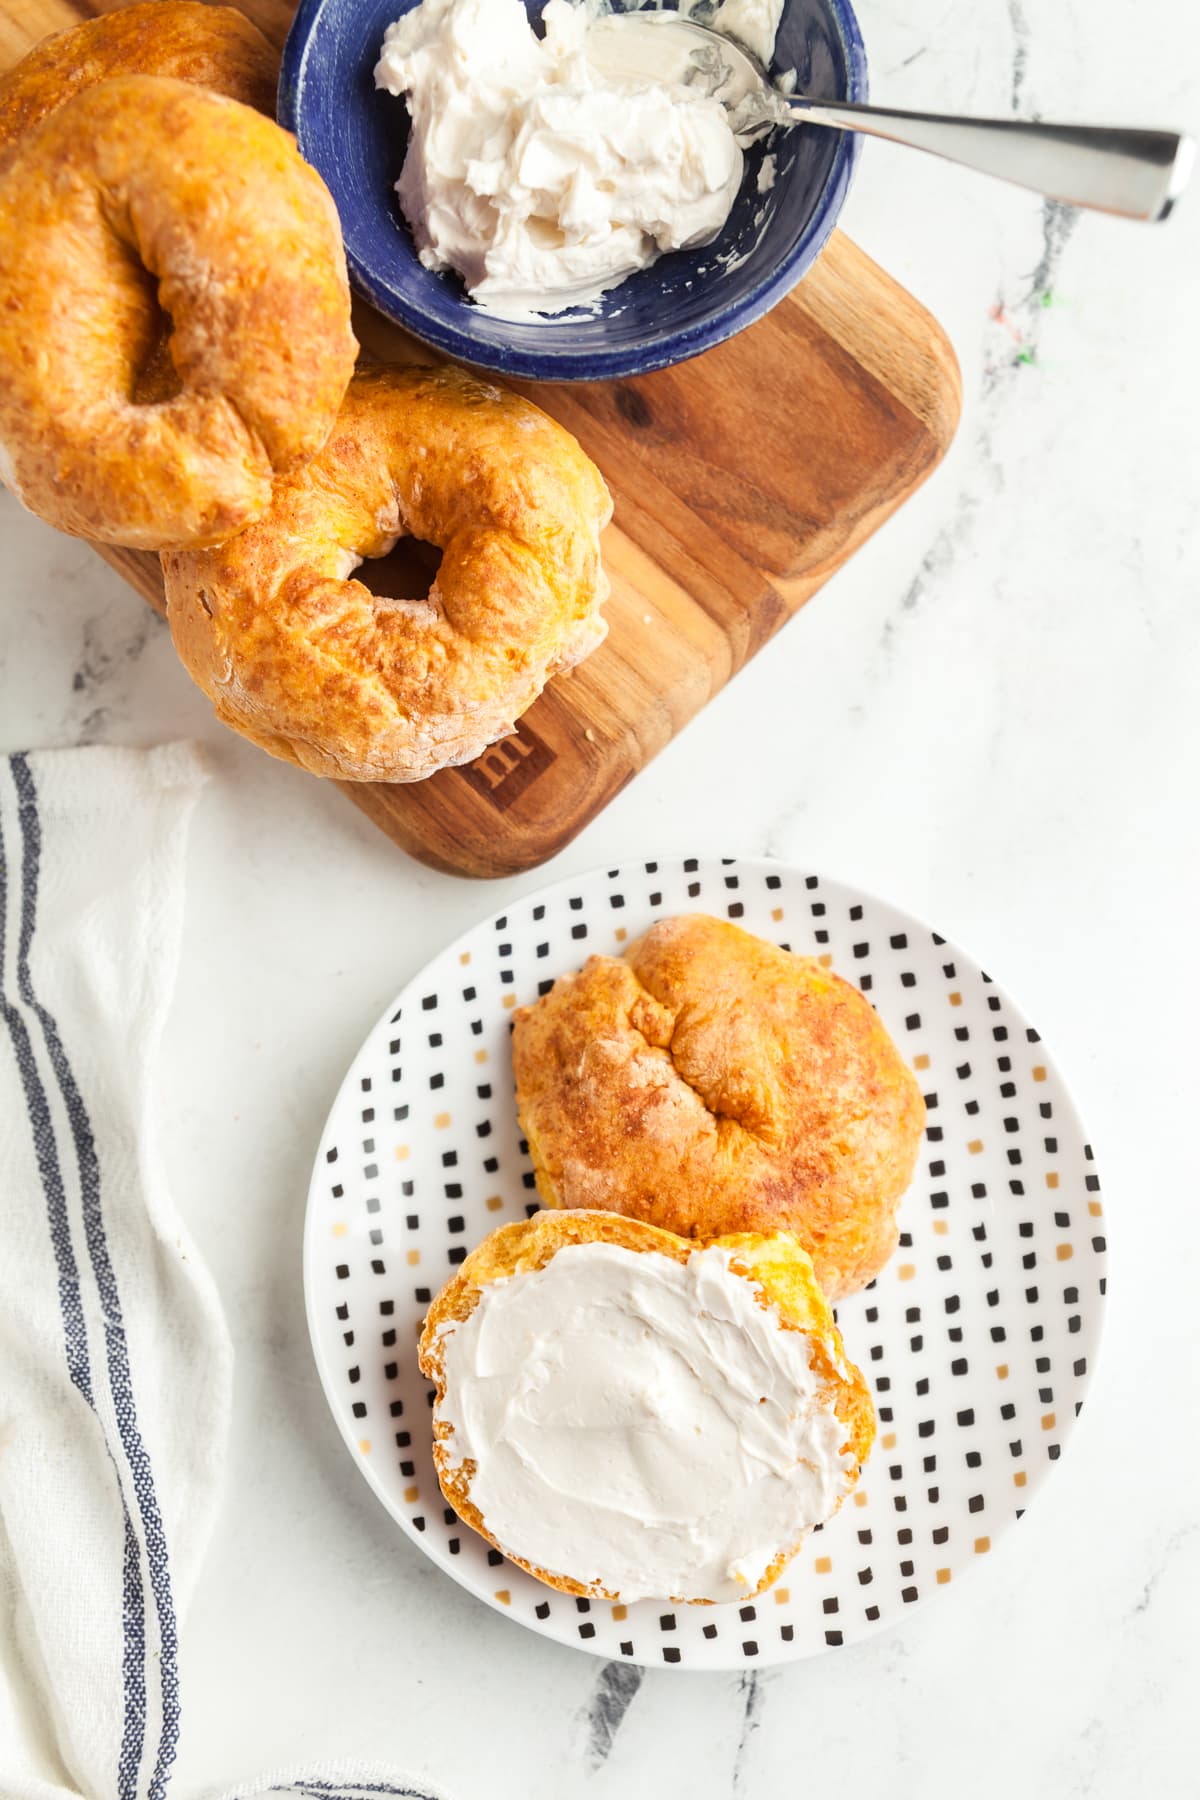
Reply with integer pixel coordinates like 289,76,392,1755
374,0,783,321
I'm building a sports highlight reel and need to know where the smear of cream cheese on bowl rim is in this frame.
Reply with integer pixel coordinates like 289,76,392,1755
373,0,788,323
433,1241,857,1603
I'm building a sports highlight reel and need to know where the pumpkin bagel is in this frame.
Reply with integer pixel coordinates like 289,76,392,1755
0,2,278,164
0,74,357,550
512,914,927,1300
162,363,612,781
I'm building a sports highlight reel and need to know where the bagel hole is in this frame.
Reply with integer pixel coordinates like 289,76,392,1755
354,536,442,602
131,329,182,406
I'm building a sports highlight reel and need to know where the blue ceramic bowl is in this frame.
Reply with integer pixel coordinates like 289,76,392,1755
279,0,867,381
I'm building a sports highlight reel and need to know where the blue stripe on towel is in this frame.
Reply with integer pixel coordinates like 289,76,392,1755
0,784,149,1800
266,1785,441,1799
0,803,93,1403
10,755,178,1798
272,1783,443,1797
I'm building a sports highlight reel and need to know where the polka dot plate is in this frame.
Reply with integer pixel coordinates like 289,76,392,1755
304,857,1107,1670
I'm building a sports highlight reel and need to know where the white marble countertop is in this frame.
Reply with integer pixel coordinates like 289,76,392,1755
2,0,1198,1792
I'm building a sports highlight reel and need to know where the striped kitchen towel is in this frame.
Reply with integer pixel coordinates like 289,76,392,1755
0,746,448,1800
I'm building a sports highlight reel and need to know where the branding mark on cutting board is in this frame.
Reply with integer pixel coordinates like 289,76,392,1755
459,721,555,810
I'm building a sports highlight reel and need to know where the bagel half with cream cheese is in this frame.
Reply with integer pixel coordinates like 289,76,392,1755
419,1210,875,1604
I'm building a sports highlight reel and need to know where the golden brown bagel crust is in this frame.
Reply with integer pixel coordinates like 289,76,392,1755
512,915,926,1300
162,363,612,781
418,1210,875,1601
0,75,356,551
0,2,278,165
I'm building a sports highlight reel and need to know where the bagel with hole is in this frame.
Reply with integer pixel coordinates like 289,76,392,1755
419,1210,875,1603
162,363,612,781
512,913,926,1300
0,2,278,165
0,74,357,550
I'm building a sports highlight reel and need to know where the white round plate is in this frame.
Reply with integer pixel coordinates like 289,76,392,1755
304,858,1106,1670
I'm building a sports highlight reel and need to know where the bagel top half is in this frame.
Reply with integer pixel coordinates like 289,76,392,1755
512,914,926,1300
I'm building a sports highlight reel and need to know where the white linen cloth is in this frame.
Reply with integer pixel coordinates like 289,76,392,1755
0,745,448,1800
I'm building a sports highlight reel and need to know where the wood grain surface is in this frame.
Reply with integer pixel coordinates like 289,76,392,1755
0,0,962,877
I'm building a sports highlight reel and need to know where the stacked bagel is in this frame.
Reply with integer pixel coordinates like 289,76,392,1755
0,3,611,780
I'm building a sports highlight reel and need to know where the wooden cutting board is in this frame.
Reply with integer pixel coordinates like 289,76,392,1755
0,0,962,878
